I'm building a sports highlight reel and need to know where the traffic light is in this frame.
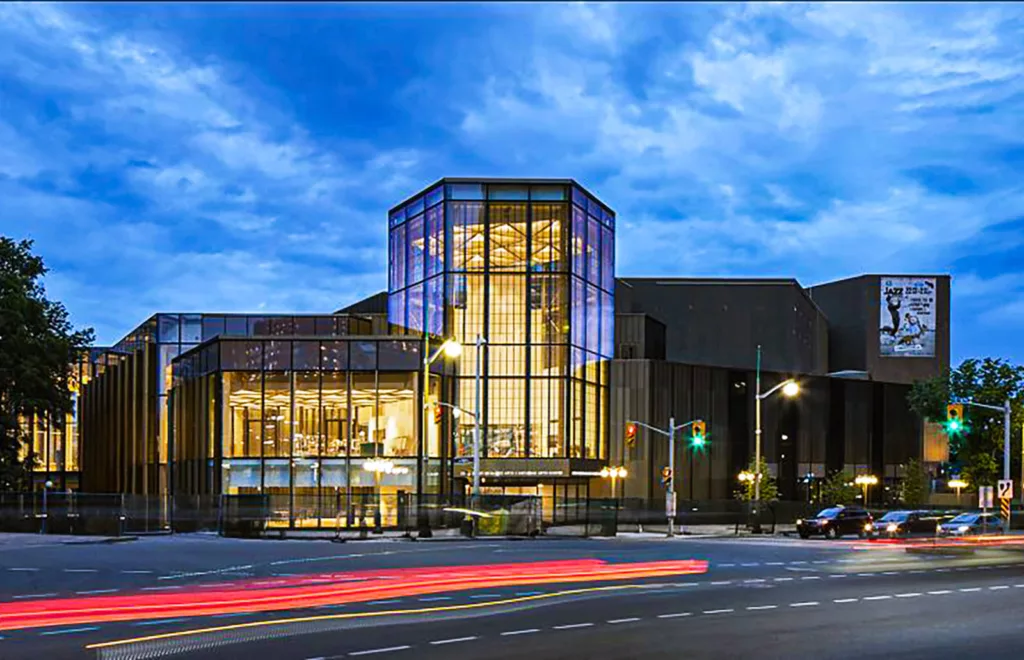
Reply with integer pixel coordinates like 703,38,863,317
946,403,964,434
691,420,707,448
433,404,443,425
661,466,673,488
625,423,637,447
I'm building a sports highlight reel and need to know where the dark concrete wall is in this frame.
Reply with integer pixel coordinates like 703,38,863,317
615,278,829,375
808,275,950,384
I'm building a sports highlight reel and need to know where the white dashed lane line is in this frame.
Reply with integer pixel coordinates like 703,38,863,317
76,589,119,595
703,608,735,615
501,629,540,636
12,593,58,599
790,601,819,607
349,646,411,656
63,569,98,573
39,626,100,636
553,623,594,630
747,605,778,611
607,617,641,624
429,636,478,645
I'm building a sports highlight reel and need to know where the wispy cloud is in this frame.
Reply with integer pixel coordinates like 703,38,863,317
0,2,1022,363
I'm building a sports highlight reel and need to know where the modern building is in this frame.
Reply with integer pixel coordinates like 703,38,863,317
66,176,951,530
386,179,615,508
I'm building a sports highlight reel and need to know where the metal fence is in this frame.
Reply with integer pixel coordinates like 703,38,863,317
4,491,1008,538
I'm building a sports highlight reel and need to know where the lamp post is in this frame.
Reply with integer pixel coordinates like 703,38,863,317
854,474,878,507
948,478,968,505
420,338,461,537
753,345,800,532
600,466,628,512
41,479,54,535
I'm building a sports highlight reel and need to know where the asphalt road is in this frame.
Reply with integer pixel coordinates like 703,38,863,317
2,534,1023,659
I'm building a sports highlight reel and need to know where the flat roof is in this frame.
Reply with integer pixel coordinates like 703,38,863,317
388,177,612,215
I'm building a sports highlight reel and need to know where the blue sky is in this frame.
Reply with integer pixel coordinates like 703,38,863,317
2,3,1023,363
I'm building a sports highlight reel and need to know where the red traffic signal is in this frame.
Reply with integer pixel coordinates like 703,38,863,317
625,423,637,446
433,405,443,424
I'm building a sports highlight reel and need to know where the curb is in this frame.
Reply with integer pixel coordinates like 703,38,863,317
905,545,975,556
61,536,138,545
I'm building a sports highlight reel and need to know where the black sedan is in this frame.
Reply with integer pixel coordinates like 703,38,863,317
797,506,873,539
867,510,941,538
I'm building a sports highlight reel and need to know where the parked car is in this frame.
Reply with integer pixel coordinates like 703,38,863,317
867,510,942,538
796,506,873,539
939,512,1001,536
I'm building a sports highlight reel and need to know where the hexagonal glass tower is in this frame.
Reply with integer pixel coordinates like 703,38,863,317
387,178,614,503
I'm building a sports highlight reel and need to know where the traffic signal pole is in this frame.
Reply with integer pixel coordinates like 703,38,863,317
959,399,1013,533
626,417,703,538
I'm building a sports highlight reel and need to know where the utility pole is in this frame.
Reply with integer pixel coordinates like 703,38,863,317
626,417,703,537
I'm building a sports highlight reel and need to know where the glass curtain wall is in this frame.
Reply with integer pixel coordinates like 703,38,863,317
174,337,421,529
387,181,614,470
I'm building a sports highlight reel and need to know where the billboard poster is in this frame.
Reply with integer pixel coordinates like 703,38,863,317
879,277,936,357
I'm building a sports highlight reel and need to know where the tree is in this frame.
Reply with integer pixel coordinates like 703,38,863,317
819,470,860,506
908,358,1024,488
0,238,93,490
899,458,929,507
734,456,779,503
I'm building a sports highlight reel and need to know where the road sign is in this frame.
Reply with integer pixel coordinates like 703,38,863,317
666,492,677,517
998,479,1014,500
1001,498,1011,522
979,486,994,509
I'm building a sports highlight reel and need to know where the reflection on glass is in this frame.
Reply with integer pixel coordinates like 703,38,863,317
223,373,262,457
263,373,292,458
378,373,416,457
294,373,320,456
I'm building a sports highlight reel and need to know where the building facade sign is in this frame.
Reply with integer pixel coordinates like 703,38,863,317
879,277,936,357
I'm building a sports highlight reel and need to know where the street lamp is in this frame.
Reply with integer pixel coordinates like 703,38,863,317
948,478,968,504
41,479,54,535
753,345,800,530
854,474,878,506
601,466,628,510
420,338,461,537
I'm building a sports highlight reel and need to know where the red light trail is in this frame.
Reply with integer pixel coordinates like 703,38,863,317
0,558,708,631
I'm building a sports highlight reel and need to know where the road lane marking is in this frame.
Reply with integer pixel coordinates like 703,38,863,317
747,605,778,610
741,563,760,567
718,563,735,567
76,589,120,595
800,577,821,581
553,623,594,630
141,586,182,591
863,595,892,601
418,596,451,602
80,585,738,651
834,598,858,603
928,590,952,595
132,618,190,627
121,570,154,574
470,594,500,599
8,568,39,572
990,586,1009,590
710,581,732,585
430,636,478,645
895,593,922,598
773,577,793,582
13,593,57,599
790,602,819,607
198,583,235,589
502,629,539,636
350,646,411,656
63,569,98,573
765,562,784,566
514,591,543,596
368,600,402,605
608,618,640,624
40,626,100,636
703,609,734,615
744,579,766,583
959,588,981,593
658,612,692,619
881,571,899,575
829,575,846,579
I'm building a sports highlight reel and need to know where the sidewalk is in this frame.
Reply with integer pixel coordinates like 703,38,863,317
0,532,137,547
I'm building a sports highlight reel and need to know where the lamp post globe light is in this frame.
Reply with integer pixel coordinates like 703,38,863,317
420,338,461,537
854,474,879,506
752,344,800,532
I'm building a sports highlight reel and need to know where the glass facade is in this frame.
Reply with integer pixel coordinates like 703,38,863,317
80,314,372,496
387,180,615,478
172,337,427,528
